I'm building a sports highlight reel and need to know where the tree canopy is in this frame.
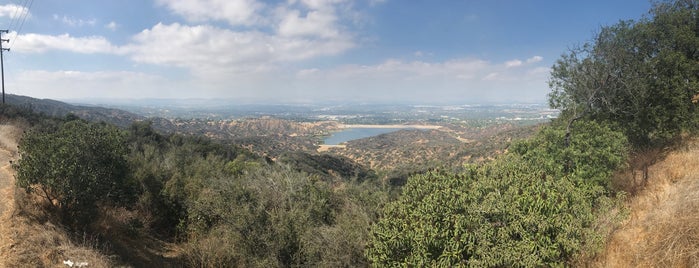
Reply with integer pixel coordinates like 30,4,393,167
548,0,699,146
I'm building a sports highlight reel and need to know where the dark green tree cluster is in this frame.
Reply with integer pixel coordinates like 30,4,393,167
549,0,699,146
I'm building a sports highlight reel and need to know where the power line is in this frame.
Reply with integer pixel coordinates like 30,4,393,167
10,0,33,49
6,0,28,34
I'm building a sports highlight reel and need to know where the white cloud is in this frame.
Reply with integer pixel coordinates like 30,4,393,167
0,4,29,19
125,23,270,70
125,22,353,75
126,0,355,76
12,32,121,54
505,59,523,68
295,0,347,10
53,14,97,27
277,9,340,38
11,18,353,73
155,0,264,26
526,55,543,63
483,72,499,81
505,56,543,68
105,21,119,31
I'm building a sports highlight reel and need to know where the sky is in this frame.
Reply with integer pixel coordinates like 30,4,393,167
0,0,653,104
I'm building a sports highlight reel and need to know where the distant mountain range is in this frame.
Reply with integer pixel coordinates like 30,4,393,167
4,94,187,134
5,94,146,128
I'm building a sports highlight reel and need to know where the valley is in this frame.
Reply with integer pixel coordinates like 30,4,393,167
36,95,553,182
123,102,550,182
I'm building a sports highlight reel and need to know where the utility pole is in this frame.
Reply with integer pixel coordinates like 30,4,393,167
0,30,8,104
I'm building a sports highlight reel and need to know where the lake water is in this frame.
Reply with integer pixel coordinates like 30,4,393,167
323,128,405,145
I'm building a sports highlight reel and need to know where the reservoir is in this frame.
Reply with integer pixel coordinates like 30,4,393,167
323,127,405,145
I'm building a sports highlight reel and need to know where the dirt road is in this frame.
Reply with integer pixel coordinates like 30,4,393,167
0,124,20,267
0,125,19,212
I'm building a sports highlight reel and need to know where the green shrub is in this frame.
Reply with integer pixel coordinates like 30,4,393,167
13,120,133,224
367,119,628,266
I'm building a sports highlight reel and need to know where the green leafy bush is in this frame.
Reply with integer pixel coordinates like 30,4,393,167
367,119,628,266
512,120,628,189
13,120,133,223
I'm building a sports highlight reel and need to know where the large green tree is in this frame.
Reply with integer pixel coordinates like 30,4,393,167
13,119,132,221
548,0,699,146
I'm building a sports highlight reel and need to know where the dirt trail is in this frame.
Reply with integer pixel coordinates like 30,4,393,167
0,124,21,267
596,139,699,267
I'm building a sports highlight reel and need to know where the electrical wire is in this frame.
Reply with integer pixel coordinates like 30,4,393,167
9,0,33,49
7,0,28,31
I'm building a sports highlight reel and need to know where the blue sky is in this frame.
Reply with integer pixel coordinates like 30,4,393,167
0,0,652,104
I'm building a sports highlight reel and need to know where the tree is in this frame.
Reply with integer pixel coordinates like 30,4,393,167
549,0,699,146
13,120,132,222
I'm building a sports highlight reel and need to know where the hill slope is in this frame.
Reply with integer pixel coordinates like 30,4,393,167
596,138,699,267
5,94,144,128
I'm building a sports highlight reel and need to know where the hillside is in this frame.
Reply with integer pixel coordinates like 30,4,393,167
594,137,699,267
5,94,145,128
323,124,538,185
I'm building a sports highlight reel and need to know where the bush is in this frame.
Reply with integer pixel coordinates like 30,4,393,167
511,120,628,189
13,120,133,225
366,119,628,266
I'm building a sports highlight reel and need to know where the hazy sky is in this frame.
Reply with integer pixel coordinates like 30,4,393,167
0,0,651,104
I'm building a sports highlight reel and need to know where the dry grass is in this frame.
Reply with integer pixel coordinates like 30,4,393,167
1,181,115,268
593,138,699,267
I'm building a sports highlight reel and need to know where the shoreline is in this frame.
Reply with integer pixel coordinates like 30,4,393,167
317,144,347,152
338,124,442,130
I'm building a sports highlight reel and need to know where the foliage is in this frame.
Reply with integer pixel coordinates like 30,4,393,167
548,0,699,146
277,151,377,182
176,163,386,267
122,121,383,266
511,120,628,189
366,119,628,266
13,119,132,223
126,121,258,236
